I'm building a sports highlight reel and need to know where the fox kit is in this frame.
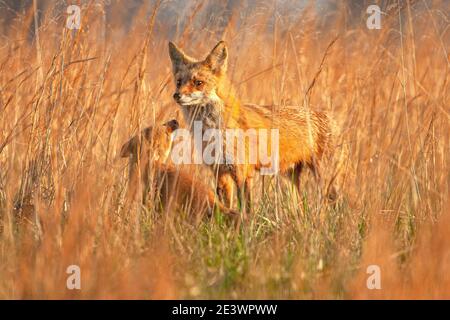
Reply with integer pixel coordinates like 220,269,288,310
168,41,338,212
120,120,236,218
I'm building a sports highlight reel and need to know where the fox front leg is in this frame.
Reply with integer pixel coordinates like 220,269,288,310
244,177,253,214
217,173,234,208
230,167,251,216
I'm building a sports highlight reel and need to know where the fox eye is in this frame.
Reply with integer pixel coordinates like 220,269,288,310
176,79,182,87
194,80,204,87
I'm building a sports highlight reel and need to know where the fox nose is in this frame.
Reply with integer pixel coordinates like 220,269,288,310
173,92,181,101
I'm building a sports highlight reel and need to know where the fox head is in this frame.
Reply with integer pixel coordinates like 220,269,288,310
168,41,227,106
120,119,179,164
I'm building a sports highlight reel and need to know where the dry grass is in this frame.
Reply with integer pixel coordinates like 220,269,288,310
0,0,448,299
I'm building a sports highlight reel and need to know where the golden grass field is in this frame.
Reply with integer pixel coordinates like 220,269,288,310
0,0,449,299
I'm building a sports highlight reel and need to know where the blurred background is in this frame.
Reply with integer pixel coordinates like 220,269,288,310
0,0,448,299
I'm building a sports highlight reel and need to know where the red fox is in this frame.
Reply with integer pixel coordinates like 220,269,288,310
168,41,339,212
120,119,237,218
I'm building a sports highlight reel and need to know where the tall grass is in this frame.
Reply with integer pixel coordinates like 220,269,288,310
0,0,448,299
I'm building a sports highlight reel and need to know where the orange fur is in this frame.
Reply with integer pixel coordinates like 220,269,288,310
169,41,339,211
120,120,237,218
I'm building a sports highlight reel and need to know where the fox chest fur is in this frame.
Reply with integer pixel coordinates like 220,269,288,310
180,100,239,171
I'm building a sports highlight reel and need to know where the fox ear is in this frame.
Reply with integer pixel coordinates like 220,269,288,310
204,41,228,74
120,136,138,158
168,42,190,72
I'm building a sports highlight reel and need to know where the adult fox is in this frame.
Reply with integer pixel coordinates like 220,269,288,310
168,41,339,213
